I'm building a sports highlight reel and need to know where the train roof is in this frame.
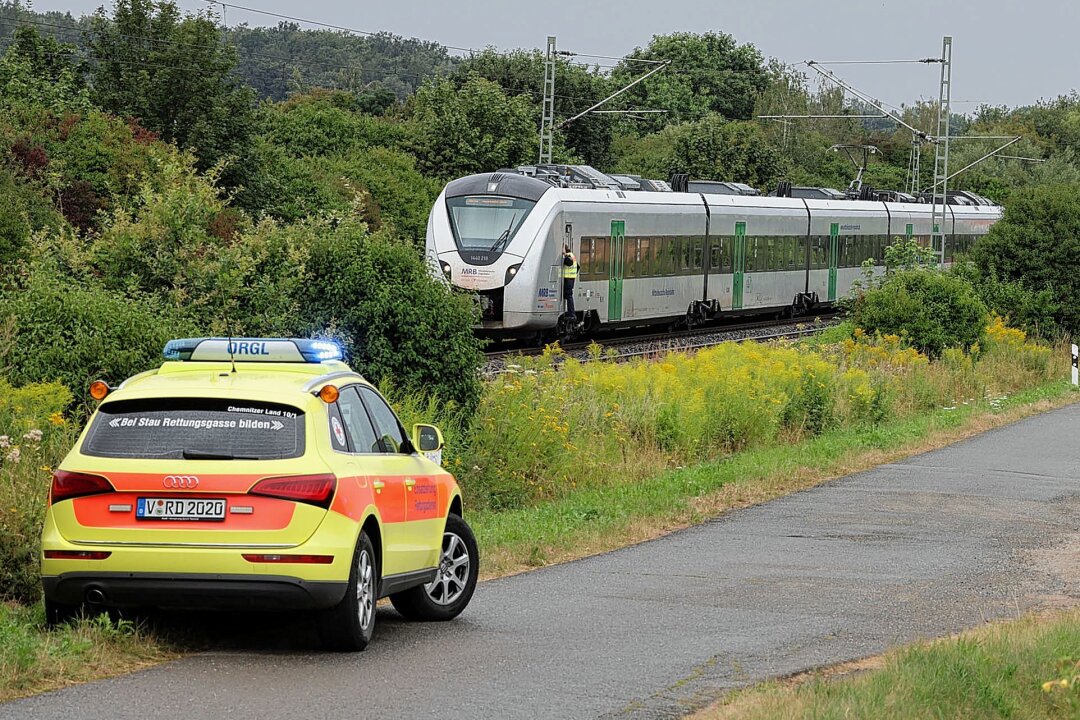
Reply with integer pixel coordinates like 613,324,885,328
445,172,553,202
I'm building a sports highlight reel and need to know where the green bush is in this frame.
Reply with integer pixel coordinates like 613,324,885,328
298,224,483,412
852,269,988,357
0,267,193,396
971,183,1080,335
951,261,1059,339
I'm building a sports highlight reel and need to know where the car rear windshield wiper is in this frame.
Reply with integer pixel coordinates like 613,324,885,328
182,449,258,460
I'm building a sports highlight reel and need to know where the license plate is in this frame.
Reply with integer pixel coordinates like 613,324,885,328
136,497,227,521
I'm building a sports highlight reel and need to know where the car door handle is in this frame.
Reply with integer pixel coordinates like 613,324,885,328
404,478,416,489
373,480,385,491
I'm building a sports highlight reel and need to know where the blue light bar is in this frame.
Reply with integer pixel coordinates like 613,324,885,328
162,338,345,363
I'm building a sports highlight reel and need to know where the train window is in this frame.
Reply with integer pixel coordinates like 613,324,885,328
692,237,704,270
445,196,536,251
813,237,826,269
665,237,677,276
579,239,592,279
680,237,691,272
710,239,722,270
593,237,608,280
638,238,651,277
724,237,734,273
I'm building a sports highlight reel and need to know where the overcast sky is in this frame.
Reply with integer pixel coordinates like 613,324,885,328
31,0,1080,109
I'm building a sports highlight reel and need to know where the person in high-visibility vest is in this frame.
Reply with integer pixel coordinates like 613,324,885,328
562,243,579,321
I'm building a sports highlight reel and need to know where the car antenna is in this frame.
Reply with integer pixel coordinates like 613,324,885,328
228,331,237,374
220,266,239,374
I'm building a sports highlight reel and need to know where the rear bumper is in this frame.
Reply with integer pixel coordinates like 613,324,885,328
43,571,348,610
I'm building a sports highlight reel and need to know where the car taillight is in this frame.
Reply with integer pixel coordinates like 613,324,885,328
44,550,111,560
249,474,336,509
51,470,114,505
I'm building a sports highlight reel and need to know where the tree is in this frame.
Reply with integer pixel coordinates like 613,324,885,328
971,183,1080,334
0,26,89,112
452,49,617,167
407,74,534,178
86,0,257,187
612,114,784,189
612,32,769,133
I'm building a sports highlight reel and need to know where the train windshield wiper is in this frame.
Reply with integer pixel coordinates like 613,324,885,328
488,213,520,253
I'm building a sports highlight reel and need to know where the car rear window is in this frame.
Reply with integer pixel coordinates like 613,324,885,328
82,398,305,460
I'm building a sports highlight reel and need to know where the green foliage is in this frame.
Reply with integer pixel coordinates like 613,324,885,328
716,610,1080,720
951,261,1060,339
0,167,61,263
452,49,616,166
297,225,483,412
612,114,784,188
884,236,938,272
614,32,769,132
260,91,408,157
0,27,89,113
852,269,988,357
971,183,1080,335
0,264,194,394
0,378,72,604
668,115,784,188
86,0,258,188
306,148,442,242
407,74,535,178
227,24,453,101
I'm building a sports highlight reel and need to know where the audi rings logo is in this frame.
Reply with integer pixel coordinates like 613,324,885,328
163,475,200,489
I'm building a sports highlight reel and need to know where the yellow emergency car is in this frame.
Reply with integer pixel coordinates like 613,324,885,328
41,338,478,651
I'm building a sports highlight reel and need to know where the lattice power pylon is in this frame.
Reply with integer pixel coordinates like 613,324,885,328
538,36,556,164
907,135,921,194
930,36,952,264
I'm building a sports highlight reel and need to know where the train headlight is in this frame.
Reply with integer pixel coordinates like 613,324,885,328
505,264,521,285
440,261,452,280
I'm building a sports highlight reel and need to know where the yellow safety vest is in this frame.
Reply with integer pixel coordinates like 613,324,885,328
562,253,579,280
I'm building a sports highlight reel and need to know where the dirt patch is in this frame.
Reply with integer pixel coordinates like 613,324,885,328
1027,530,1080,607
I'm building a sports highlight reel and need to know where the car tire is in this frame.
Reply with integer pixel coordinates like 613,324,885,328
44,597,80,627
317,530,377,652
390,514,479,622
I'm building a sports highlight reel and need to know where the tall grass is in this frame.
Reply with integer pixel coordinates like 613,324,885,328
700,610,1080,719
0,378,74,604
445,318,1064,512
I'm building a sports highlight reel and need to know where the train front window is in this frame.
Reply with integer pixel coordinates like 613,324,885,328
446,196,537,252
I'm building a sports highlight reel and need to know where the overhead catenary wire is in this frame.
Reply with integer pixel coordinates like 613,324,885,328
809,58,943,65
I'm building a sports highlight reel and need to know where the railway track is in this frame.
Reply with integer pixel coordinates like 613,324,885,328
482,314,841,375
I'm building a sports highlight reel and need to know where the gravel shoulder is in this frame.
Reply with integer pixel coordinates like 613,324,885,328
4,402,1080,720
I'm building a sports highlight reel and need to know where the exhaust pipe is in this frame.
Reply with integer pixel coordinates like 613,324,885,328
85,588,106,605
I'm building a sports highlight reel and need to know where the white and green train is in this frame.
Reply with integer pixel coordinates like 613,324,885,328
424,171,1002,339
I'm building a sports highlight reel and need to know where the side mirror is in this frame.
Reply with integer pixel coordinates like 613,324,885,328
412,424,444,465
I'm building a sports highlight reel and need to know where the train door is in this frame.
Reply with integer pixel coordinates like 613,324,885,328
608,220,625,322
828,222,839,302
732,222,746,310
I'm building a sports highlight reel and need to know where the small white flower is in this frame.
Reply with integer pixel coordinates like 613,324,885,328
5,447,20,464
0,436,9,449
22,429,42,443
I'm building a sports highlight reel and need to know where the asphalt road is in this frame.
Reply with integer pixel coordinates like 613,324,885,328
7,403,1080,720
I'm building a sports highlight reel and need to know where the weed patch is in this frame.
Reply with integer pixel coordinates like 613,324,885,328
694,609,1080,720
